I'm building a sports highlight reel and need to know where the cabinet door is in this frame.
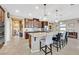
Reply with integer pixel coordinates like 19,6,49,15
2,10,4,22
0,8,2,22
0,8,5,23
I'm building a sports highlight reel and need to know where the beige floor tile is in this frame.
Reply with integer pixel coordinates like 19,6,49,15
0,37,79,55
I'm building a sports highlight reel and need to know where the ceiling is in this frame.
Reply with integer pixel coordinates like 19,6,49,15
1,4,79,22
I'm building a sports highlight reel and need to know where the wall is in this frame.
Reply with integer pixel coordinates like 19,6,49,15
4,11,11,45
62,19,79,39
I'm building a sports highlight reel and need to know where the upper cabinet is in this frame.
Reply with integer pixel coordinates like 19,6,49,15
24,18,42,28
0,6,5,23
25,19,33,28
41,21,48,28
24,18,48,28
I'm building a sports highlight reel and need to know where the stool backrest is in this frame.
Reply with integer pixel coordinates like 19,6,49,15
65,32,68,40
45,35,53,45
61,32,66,40
56,33,61,41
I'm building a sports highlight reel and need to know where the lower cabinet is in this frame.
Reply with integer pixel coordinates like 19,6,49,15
25,32,29,39
68,32,78,39
29,36,41,52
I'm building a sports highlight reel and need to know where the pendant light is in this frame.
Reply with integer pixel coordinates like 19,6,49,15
55,9,59,23
43,4,47,21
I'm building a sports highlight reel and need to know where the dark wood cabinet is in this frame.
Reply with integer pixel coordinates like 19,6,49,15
0,6,5,23
25,32,29,39
41,21,48,28
19,20,23,31
24,18,42,28
68,32,77,39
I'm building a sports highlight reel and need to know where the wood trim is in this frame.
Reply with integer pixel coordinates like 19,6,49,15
29,35,31,49
0,6,5,12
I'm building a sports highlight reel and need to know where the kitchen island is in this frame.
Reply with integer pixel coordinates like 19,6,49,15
28,31,57,53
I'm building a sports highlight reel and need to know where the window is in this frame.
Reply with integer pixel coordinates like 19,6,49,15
59,22,66,33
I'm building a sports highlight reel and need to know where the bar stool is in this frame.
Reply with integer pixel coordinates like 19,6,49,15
60,32,68,48
40,35,53,55
52,33,61,52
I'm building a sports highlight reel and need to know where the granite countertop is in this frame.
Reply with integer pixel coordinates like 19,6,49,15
28,32,47,37
28,31,55,37
27,31,47,33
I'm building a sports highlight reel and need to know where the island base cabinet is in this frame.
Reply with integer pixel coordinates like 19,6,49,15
29,36,41,53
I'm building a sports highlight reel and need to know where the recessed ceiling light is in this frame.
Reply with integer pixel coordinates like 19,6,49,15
35,6,39,10
28,13,32,16
15,10,20,13
47,12,51,15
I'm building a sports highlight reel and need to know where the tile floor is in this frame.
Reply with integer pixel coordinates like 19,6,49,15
0,36,79,55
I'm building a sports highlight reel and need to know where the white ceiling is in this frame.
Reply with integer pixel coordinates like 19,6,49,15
1,4,79,22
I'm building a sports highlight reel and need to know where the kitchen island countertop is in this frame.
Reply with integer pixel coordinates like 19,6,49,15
28,31,57,53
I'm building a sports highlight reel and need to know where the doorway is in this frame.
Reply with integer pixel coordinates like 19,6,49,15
11,17,23,38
